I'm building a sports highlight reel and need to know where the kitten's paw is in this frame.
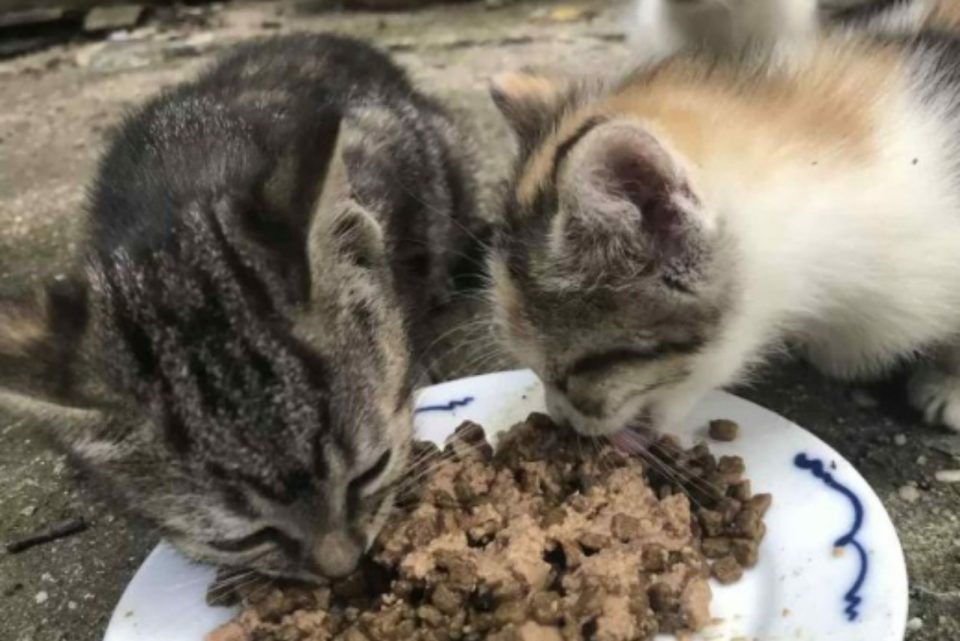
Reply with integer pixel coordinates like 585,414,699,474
908,368,960,432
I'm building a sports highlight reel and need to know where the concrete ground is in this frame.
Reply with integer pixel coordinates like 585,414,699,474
0,1,957,640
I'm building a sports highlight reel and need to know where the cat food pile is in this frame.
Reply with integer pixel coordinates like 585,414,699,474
207,414,770,641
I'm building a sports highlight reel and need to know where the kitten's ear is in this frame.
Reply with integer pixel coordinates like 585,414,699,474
554,121,708,286
308,125,386,282
0,278,106,427
490,70,571,146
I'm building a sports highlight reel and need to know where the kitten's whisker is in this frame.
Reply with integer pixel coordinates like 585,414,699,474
204,573,266,606
645,442,728,496
409,316,497,374
393,434,492,493
162,569,252,594
613,428,728,497
380,169,493,258
611,431,710,508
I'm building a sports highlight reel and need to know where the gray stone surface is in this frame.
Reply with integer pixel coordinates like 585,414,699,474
0,2,957,640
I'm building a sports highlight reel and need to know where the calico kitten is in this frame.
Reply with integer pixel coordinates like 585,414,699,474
0,34,479,582
488,16,960,437
630,0,960,61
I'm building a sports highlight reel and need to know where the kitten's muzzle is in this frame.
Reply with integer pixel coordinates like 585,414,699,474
545,382,656,438
311,530,365,579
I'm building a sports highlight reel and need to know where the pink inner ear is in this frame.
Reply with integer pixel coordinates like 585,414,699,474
600,138,684,257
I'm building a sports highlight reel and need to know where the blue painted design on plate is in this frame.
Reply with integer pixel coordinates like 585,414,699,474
414,396,475,414
794,453,868,622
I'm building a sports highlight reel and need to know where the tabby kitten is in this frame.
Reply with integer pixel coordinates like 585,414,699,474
0,34,479,582
488,12,960,437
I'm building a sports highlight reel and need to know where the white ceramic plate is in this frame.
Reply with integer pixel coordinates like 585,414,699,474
104,369,908,641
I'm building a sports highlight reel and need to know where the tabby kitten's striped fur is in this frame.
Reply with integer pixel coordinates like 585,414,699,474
489,2,960,437
0,34,480,582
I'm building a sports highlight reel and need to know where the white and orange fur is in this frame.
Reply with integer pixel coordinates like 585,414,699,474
489,0,960,436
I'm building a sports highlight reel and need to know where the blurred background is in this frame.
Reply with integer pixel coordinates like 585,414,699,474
0,1,957,640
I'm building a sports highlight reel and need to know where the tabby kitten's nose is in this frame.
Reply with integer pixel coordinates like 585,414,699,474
313,531,364,579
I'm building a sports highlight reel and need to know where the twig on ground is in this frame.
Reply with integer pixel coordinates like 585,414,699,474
5,517,88,554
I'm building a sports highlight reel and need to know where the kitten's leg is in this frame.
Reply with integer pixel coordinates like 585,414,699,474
908,342,960,432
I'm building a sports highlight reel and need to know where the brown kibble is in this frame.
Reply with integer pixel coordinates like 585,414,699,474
541,507,567,528
731,539,760,567
733,509,764,539
491,578,526,602
717,455,746,483
467,516,500,546
530,592,562,625
525,412,557,431
701,474,729,502
560,539,584,570
578,532,609,553
568,493,591,513
494,600,527,626
455,420,486,445
747,493,773,516
711,556,744,585
331,572,368,602
708,419,740,442
391,580,415,599
575,587,606,617
648,582,680,613
205,622,248,641
701,537,733,559
656,434,683,459
437,554,477,591
215,415,768,641
697,509,725,537
730,480,753,502
611,513,641,542
432,488,459,508
418,604,446,627
411,439,441,461
680,579,712,631
658,612,686,634
397,618,418,637
449,421,495,461
340,628,370,641
455,464,494,503
406,517,439,547
431,584,463,615
690,443,711,461
642,545,670,572
716,498,742,524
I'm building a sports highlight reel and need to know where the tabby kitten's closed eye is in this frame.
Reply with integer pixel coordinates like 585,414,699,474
0,34,480,582
488,13,960,437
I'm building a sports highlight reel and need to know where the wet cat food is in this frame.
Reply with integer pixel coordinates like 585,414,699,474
207,414,770,641
707,419,740,442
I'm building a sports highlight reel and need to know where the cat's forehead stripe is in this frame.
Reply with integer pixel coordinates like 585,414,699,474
516,107,613,210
